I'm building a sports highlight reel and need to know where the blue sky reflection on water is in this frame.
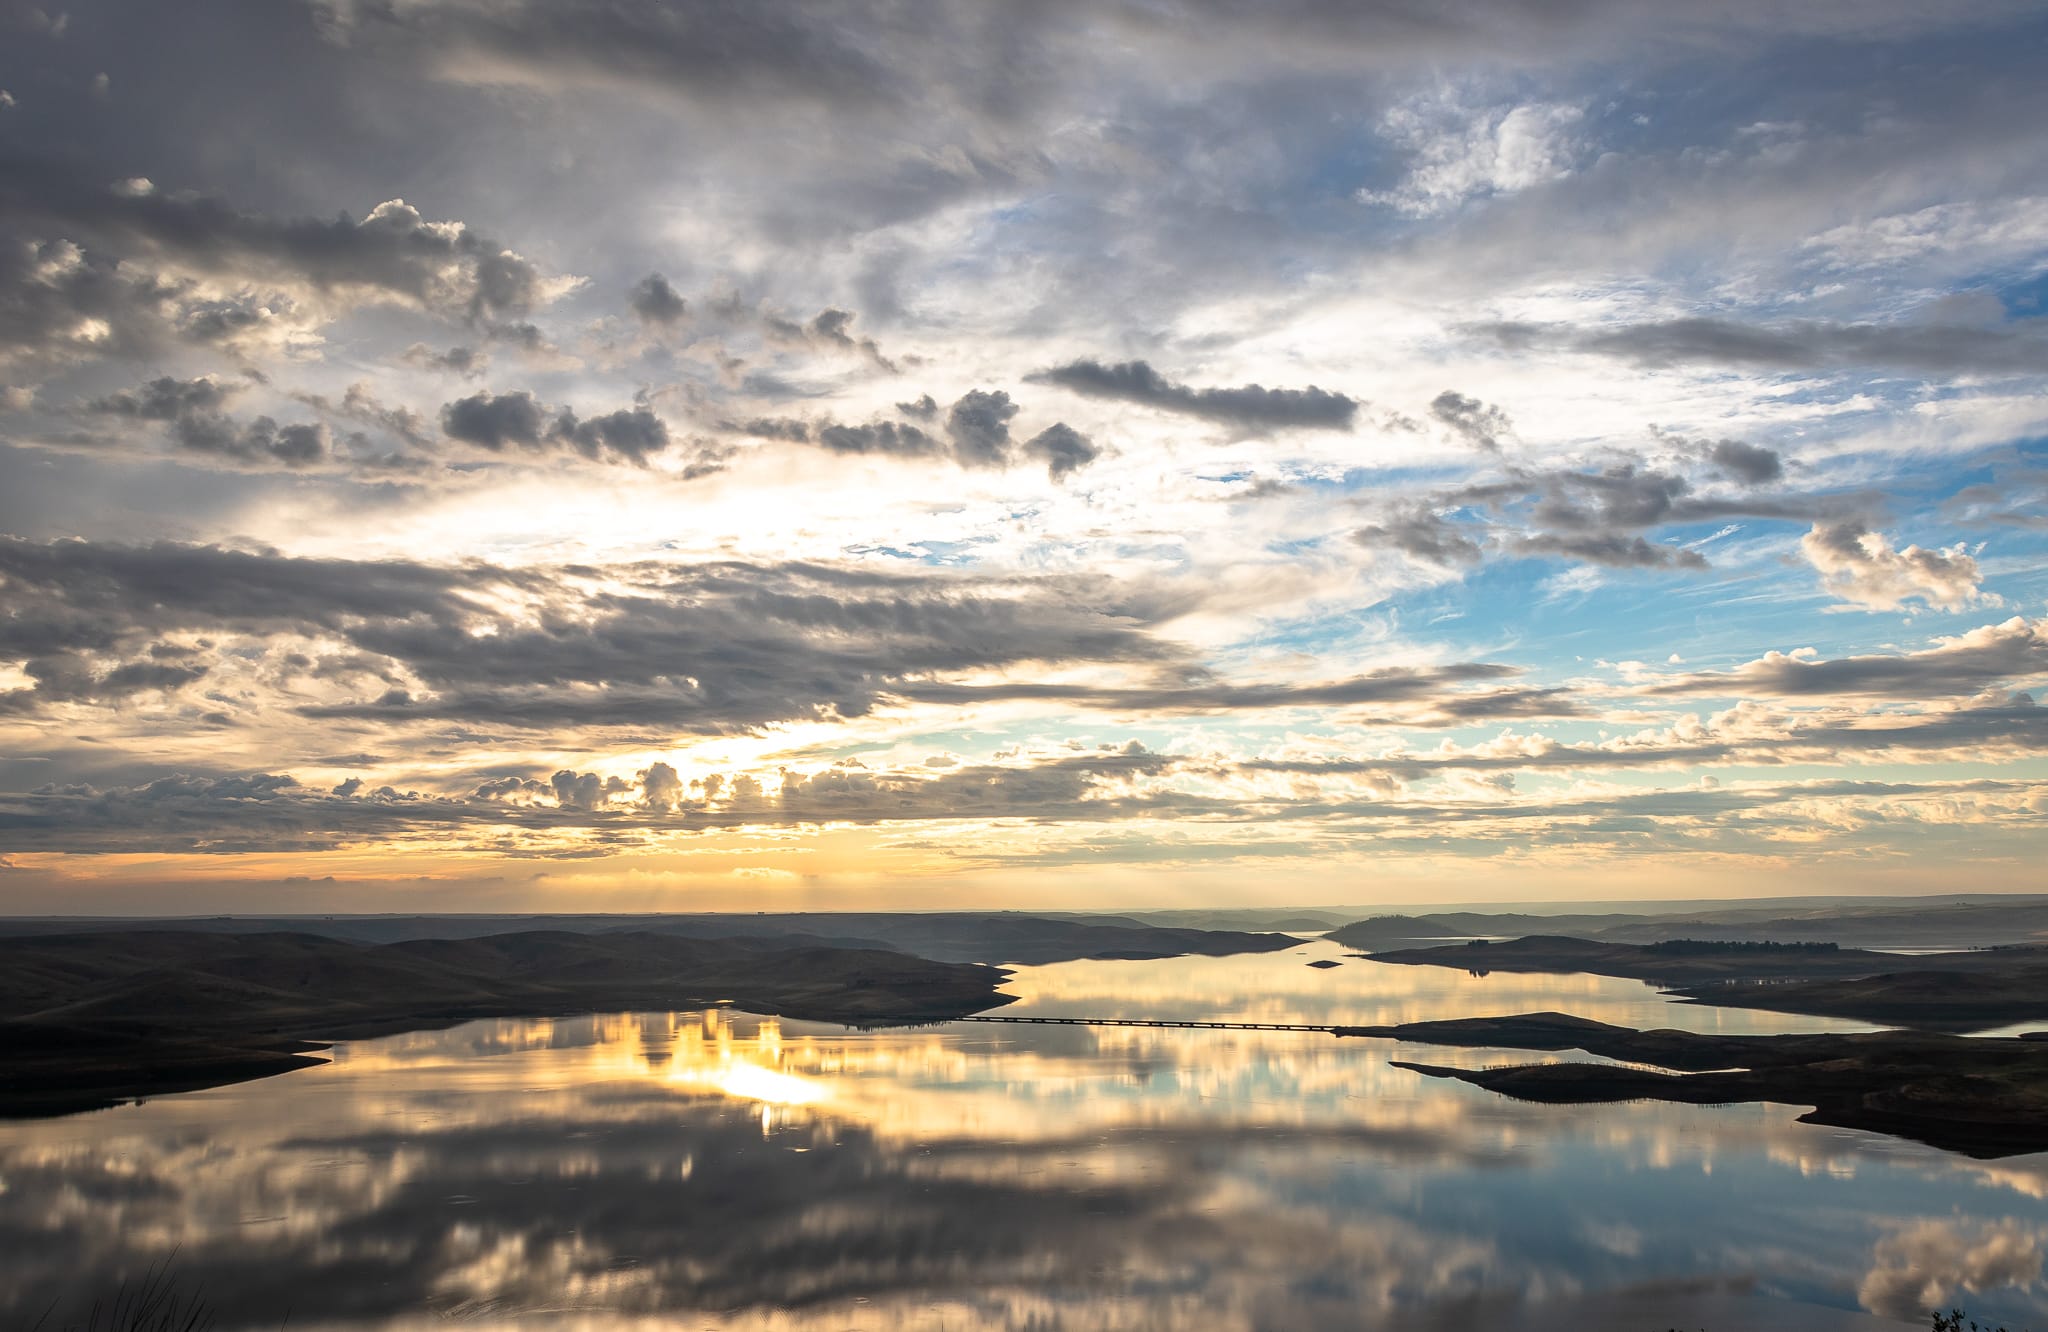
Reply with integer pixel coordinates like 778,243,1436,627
3,944,2046,1330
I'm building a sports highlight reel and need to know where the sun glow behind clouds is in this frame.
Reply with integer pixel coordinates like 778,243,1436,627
0,0,2045,910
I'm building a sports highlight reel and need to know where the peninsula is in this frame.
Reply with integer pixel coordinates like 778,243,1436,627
0,928,1013,1118
1341,1012,2048,1158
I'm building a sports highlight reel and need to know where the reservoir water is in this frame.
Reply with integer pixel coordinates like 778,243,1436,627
6,937,2046,1329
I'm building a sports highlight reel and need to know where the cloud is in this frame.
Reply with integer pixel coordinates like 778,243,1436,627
1364,455,1848,575
1472,316,2048,376
440,389,547,450
439,391,671,465
812,418,940,458
0,535,1577,737
894,663,1575,726
945,388,1018,467
793,391,1100,477
1646,616,2047,699
311,0,905,111
1360,95,1583,217
0,653,209,716
0,538,1184,731
1353,508,1485,567
403,342,487,376
628,272,687,325
1859,1219,2044,1321
1510,531,1707,569
0,156,566,330
1706,438,1783,485
1032,359,1359,430
1429,390,1511,452
1800,522,1993,612
85,375,329,467
1020,422,1101,482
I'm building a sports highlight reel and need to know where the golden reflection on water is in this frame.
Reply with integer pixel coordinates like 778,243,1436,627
4,940,2048,1331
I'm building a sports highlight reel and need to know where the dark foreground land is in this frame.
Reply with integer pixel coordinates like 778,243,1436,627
1348,933,2048,1028
0,928,1017,1118
1343,1012,2048,1158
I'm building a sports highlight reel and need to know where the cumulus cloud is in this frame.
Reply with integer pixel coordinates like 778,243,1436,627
1429,390,1512,452
85,375,329,467
0,158,567,330
945,388,1018,467
789,391,1100,477
1032,359,1359,431
1801,522,1993,612
439,390,670,465
628,272,687,325
1359,96,1583,217
812,418,939,458
1020,422,1101,481
1706,438,1783,485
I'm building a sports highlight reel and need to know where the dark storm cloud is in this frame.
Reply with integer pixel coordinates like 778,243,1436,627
1032,359,1360,431
628,272,687,325
439,391,671,465
1471,317,2048,376
1646,616,2048,700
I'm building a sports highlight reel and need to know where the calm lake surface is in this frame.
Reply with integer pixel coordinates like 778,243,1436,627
7,937,2047,1330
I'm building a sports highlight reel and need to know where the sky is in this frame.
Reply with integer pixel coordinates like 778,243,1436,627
0,0,2043,915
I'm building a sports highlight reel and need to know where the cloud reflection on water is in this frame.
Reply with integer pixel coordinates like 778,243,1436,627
2,947,2046,1329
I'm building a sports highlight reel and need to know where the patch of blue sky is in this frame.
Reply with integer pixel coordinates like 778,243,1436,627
1993,269,2048,320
